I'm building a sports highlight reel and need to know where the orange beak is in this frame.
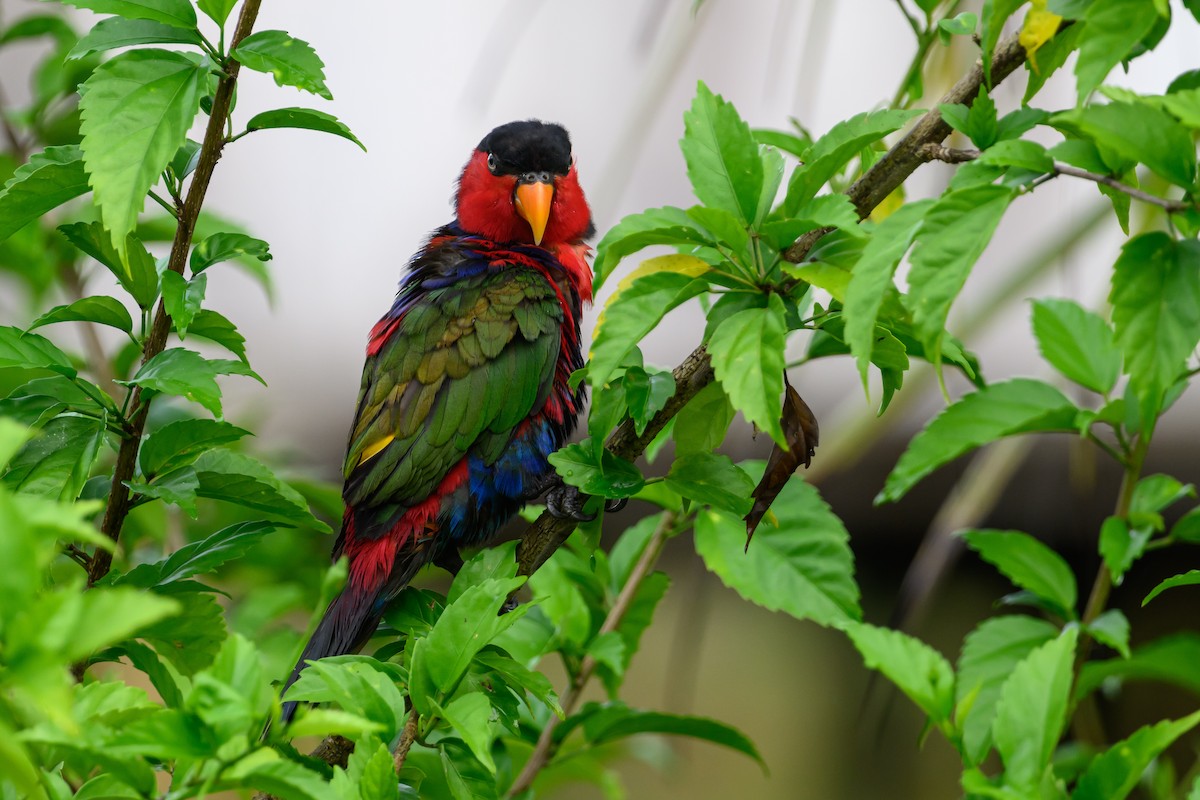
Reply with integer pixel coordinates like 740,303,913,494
514,181,554,245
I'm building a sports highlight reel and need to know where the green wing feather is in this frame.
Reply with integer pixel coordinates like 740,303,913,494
343,266,563,510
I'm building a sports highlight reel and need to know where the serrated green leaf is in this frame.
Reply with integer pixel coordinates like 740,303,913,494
68,16,201,60
0,145,89,244
442,692,496,774
1110,234,1200,416
191,449,330,531
123,347,243,416
78,49,207,253
1074,0,1160,102
1056,101,1197,188
992,628,1079,794
45,586,181,664
0,326,75,376
187,309,247,360
623,366,674,436
548,437,645,500
197,0,237,26
1072,711,1200,800
962,530,1077,618
782,108,922,214
284,658,405,739
681,81,762,224
845,622,954,722
591,206,711,291
118,520,275,588
977,139,1054,173
30,295,134,334
161,270,205,335
221,749,335,800
58,221,159,309
245,107,364,150
905,184,1014,368
190,231,272,273
447,540,519,603
1087,609,1131,659
673,380,734,456
956,615,1060,765
0,14,76,48
2,413,104,500
664,452,754,515
138,418,251,477
708,292,787,444
233,30,331,99
56,0,197,28
1030,298,1121,394
1143,570,1200,606
140,583,226,674
695,463,860,626
586,707,764,767
881,379,1080,503
844,199,932,391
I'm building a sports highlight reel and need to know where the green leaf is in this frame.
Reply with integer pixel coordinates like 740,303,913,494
880,379,1080,503
245,107,364,150
118,520,275,588
2,414,104,500
623,366,674,436
588,261,707,387
707,292,787,445
191,449,330,531
197,0,237,26
1074,0,1160,102
128,465,199,515
1072,711,1200,800
284,708,383,740
680,81,762,224
29,295,134,334
124,348,231,416
441,692,496,774
1087,609,1131,659
233,30,331,99
1143,570,1200,606
138,417,251,477
68,17,202,60
221,750,334,800
673,380,734,456
188,309,247,360
139,583,226,673
956,615,1060,765
939,10,978,35
58,221,160,309
78,49,207,252
844,199,932,390
352,740,400,800
1030,298,1121,394
695,464,860,626
961,530,1077,618
1056,101,1197,188
548,437,644,500
1172,508,1200,543
585,707,764,767
992,628,1079,794
160,270,205,335
845,622,954,722
905,184,1014,367
664,452,754,515
1077,632,1200,700
759,194,863,251
56,0,198,29
981,0,1026,82
1110,234,1200,416
783,108,922,214
0,14,76,48
284,658,405,739
190,231,272,273
977,139,1054,172
473,649,562,716
0,145,89,244
590,206,711,291
1132,474,1194,518
410,577,526,714
44,586,181,664
0,325,76,376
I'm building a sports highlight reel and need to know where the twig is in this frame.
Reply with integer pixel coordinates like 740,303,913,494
508,511,677,796
392,708,419,774
84,0,265,587
921,144,1194,212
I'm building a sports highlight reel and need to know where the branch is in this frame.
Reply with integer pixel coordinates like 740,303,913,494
392,708,419,774
515,26,1042,579
508,511,677,796
85,0,265,587
921,144,1194,212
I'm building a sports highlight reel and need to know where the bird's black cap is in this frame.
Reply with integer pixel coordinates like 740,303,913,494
479,120,572,176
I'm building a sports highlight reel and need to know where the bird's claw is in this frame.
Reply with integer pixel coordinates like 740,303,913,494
604,497,628,514
545,483,596,522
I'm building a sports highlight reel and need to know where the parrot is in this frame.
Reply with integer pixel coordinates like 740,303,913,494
280,120,606,723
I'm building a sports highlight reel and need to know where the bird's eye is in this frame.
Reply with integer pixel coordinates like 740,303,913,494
486,154,498,173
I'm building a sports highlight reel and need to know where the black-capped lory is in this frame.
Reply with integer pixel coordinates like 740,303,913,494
280,121,602,722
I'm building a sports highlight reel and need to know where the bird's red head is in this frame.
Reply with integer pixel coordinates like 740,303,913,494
456,120,594,250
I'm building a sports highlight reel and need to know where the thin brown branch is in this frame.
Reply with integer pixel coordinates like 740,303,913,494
84,0,265,587
392,708,419,774
508,511,676,797
921,144,1194,212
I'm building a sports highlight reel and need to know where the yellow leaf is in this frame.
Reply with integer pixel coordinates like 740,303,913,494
870,186,905,223
1020,0,1063,71
592,254,709,351
783,262,849,303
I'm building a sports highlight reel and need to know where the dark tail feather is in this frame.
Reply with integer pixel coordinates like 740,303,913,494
279,584,382,724
278,545,429,725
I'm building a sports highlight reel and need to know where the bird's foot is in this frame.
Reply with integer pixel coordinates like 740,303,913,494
544,482,628,522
